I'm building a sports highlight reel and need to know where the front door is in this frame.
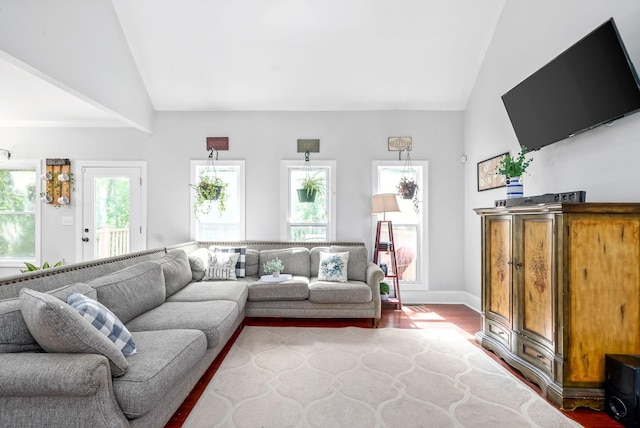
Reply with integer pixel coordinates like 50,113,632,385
79,164,145,261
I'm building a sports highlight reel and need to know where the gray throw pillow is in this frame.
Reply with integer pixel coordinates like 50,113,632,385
188,248,210,281
0,282,97,353
19,288,129,377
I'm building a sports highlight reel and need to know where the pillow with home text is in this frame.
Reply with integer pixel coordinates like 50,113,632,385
204,252,240,281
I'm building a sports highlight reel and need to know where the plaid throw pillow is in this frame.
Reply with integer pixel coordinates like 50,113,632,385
211,246,247,277
67,293,137,356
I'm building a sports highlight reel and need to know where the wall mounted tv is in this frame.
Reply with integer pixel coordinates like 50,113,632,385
502,18,640,151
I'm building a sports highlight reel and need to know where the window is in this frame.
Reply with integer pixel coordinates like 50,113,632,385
190,160,245,241
372,160,427,288
281,160,336,241
0,161,41,267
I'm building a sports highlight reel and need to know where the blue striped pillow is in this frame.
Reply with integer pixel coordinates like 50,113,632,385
67,293,137,356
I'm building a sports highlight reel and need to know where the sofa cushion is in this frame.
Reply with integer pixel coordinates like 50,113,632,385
112,329,207,419
259,248,310,277
204,252,240,281
88,261,166,324
0,282,96,353
126,300,239,349
309,246,330,277
166,280,250,313
211,246,247,277
19,288,128,377
245,249,260,276
318,251,349,282
248,276,309,301
67,293,137,356
330,245,368,282
308,279,373,304
156,249,193,297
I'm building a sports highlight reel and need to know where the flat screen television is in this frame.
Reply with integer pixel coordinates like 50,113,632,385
502,18,640,151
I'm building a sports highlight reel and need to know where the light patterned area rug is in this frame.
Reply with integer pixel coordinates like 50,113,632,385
184,326,582,428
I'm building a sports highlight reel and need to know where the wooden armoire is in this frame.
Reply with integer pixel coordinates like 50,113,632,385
474,203,640,410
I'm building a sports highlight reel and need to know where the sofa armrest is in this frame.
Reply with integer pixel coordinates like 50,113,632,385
0,353,129,428
365,262,385,322
0,353,111,396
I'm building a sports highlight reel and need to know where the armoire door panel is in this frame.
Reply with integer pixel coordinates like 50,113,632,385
521,217,554,344
568,216,640,383
487,218,512,324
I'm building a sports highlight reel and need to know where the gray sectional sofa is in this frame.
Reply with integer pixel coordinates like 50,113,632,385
0,241,384,428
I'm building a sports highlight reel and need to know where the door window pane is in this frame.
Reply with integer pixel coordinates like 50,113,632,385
94,177,131,258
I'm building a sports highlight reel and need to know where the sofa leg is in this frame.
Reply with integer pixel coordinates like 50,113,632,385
373,318,380,328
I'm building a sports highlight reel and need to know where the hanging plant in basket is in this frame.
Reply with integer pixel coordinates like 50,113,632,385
191,174,228,218
397,150,421,214
397,176,418,199
297,171,324,203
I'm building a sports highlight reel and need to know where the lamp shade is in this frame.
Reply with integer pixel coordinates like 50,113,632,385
372,193,400,214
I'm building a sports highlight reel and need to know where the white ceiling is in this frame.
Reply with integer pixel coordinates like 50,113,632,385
0,0,505,127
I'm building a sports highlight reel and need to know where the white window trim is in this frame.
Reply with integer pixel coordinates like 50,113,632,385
189,160,246,241
0,159,41,268
280,160,336,241
372,160,429,292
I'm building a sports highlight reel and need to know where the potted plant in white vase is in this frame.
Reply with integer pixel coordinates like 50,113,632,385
263,257,285,278
497,146,533,199
379,282,390,301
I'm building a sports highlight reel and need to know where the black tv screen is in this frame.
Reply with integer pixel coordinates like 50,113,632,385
502,18,640,151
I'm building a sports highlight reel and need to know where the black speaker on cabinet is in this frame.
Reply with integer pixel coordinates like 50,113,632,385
605,354,640,427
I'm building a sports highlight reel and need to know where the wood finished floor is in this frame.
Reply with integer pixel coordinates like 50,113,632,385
165,304,622,428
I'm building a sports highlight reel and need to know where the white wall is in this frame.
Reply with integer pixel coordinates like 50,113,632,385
1,110,466,303
464,1,640,302
0,0,154,131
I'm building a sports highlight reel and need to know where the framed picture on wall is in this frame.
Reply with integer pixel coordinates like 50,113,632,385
477,153,507,191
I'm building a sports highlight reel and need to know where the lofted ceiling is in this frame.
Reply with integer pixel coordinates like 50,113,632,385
0,0,505,128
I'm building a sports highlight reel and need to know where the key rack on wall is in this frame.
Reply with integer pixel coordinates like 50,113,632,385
44,158,72,205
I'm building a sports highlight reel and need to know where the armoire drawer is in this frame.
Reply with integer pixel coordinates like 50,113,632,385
485,319,511,348
517,335,554,376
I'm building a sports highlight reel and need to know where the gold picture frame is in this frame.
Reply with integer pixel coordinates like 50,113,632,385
477,153,507,191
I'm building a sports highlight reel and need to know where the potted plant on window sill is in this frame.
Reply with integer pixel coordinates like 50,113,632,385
297,172,324,203
191,174,228,218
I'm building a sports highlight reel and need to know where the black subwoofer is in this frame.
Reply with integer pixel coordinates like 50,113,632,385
605,354,640,427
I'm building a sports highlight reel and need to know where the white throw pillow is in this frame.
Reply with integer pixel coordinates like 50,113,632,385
318,251,349,282
204,252,240,281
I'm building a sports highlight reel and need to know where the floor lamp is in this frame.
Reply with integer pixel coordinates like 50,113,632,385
371,193,402,308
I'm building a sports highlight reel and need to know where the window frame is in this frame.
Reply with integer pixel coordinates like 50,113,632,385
280,160,336,241
372,160,428,291
189,160,246,241
0,160,41,268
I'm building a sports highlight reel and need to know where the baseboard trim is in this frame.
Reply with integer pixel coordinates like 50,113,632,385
401,290,480,312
